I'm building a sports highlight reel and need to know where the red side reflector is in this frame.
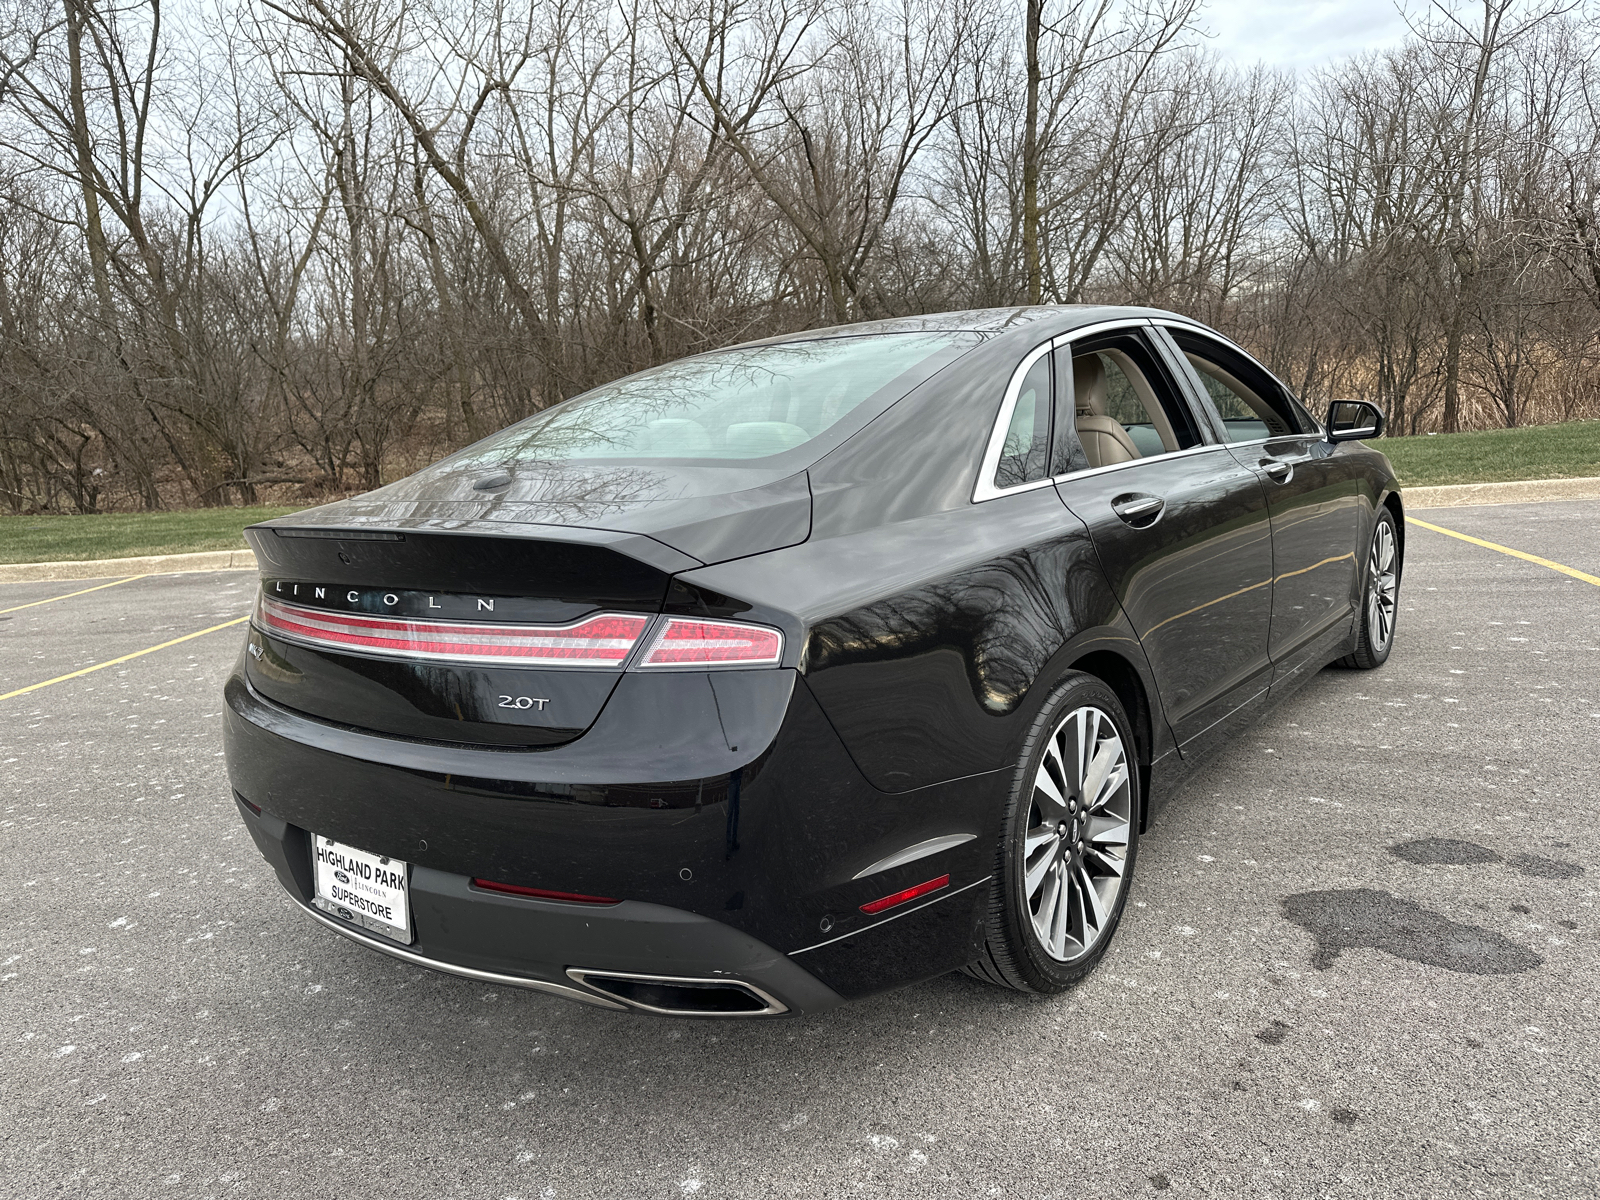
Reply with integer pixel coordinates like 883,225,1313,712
637,617,783,667
471,878,619,906
860,874,950,916
256,596,648,667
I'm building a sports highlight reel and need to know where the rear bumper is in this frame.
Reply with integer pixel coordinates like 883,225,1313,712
224,659,1000,1011
237,796,845,1016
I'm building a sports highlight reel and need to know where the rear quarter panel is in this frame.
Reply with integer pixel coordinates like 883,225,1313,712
676,328,1171,793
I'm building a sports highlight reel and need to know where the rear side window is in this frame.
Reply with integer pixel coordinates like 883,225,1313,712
1166,328,1309,441
1055,330,1202,471
994,354,1052,488
458,332,979,465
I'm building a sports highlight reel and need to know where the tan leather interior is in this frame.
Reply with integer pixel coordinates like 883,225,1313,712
1073,354,1142,468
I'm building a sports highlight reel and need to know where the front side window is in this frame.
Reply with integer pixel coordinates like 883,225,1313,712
454,332,978,466
1166,328,1309,442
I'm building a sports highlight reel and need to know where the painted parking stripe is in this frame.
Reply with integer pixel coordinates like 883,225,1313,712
0,574,148,615
1406,516,1600,588
0,616,249,702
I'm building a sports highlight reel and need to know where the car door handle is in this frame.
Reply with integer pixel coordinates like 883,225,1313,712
1111,494,1164,525
1259,459,1293,483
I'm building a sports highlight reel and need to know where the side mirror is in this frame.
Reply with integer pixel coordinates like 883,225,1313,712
1325,399,1385,443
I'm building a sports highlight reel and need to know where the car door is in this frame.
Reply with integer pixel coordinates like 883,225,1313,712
1051,324,1275,751
1155,325,1363,689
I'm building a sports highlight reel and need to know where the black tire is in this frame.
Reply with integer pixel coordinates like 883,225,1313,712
1336,507,1400,670
966,672,1141,994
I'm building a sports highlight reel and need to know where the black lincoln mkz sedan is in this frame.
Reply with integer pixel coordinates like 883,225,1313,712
225,306,1402,1017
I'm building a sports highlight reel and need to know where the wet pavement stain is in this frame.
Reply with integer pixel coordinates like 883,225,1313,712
1255,1019,1290,1046
1507,853,1585,879
1330,1107,1358,1127
1389,838,1585,880
1281,888,1544,974
1389,837,1501,865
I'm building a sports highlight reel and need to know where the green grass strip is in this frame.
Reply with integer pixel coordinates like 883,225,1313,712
0,507,301,565
1379,420,1600,488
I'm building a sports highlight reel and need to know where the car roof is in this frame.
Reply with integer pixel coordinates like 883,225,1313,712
730,305,1192,347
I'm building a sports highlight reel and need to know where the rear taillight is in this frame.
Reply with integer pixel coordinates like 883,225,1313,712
255,595,649,667
635,617,783,668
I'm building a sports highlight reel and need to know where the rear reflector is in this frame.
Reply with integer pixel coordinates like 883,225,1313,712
637,617,783,667
471,878,619,905
256,595,648,667
860,874,950,915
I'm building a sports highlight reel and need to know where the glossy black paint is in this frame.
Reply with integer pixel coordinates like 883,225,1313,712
1233,436,1364,681
224,304,1403,1014
1059,446,1274,751
244,625,620,746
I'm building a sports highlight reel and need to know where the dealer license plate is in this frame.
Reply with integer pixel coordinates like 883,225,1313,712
311,835,412,944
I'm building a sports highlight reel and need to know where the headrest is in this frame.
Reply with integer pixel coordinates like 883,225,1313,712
1073,354,1109,417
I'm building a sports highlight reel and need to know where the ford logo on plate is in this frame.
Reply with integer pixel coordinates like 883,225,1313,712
335,870,350,883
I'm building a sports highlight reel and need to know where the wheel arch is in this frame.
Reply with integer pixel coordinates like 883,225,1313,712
1066,648,1157,832
1381,489,1405,580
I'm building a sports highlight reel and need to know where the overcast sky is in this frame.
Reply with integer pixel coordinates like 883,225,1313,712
1197,0,1416,71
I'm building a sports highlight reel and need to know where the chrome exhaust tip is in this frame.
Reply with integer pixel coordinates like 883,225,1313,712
566,969,788,1017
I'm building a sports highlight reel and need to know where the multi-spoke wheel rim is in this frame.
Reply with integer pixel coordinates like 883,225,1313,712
1367,520,1398,652
1022,706,1133,963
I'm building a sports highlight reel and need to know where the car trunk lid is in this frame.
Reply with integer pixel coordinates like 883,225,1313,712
241,522,682,747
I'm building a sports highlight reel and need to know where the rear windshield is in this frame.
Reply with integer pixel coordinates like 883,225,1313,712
459,332,978,465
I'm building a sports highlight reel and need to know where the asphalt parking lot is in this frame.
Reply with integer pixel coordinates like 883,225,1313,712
2,500,1595,1200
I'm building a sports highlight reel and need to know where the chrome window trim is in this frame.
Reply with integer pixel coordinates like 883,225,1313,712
1212,433,1318,453
1049,439,1235,487
972,338,1059,503
973,318,1155,504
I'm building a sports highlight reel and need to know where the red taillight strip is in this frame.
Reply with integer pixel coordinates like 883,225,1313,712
471,878,619,905
637,617,784,667
256,595,648,667
860,874,950,916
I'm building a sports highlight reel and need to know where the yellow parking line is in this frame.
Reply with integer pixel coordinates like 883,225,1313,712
0,616,249,702
0,575,147,614
1407,517,1600,587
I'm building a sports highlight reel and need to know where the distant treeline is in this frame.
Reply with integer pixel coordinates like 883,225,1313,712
2,0,1599,512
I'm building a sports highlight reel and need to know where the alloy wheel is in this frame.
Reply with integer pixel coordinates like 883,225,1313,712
1367,519,1398,652
1022,705,1134,962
